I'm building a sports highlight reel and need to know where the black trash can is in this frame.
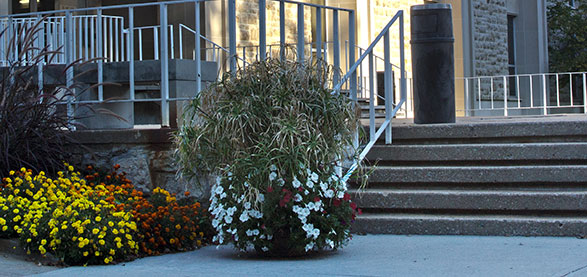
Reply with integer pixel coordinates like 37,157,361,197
410,4,455,124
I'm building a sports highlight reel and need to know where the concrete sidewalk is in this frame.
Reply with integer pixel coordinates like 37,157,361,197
13,235,584,277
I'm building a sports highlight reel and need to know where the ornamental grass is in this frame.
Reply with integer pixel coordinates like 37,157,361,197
0,164,211,265
176,58,361,256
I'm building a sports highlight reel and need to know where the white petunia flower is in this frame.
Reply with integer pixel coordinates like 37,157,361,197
306,179,314,189
258,194,265,202
305,242,315,252
244,202,251,210
292,177,302,188
239,211,249,222
337,191,345,199
310,172,319,183
269,172,277,181
294,194,302,202
270,164,278,171
320,182,328,192
262,246,269,252
224,215,233,224
324,189,334,198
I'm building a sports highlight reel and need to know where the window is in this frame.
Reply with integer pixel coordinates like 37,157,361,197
11,0,55,13
507,15,517,96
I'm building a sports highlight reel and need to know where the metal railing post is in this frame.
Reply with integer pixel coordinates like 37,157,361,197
195,1,201,93
160,3,170,126
316,7,322,61
369,52,375,140
297,4,304,62
349,10,356,102
464,79,469,116
259,0,266,60
65,11,74,127
542,74,547,115
129,7,135,102
228,0,237,73
583,73,587,114
503,76,508,116
36,15,44,93
97,9,104,101
279,0,285,62
397,10,406,144
333,10,340,84
384,31,391,144
7,17,13,62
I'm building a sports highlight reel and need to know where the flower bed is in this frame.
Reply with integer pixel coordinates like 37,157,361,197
0,164,211,265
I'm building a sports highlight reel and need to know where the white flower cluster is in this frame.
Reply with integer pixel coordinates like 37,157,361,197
210,174,265,245
210,163,352,253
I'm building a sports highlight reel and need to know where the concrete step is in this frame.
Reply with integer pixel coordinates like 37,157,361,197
369,116,587,144
352,213,587,237
366,165,587,184
365,143,587,165
349,189,587,211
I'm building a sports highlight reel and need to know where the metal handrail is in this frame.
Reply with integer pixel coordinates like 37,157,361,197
336,10,406,182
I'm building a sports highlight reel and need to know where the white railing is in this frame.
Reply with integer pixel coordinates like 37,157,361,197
461,72,587,116
338,10,406,182
0,0,207,128
0,15,125,65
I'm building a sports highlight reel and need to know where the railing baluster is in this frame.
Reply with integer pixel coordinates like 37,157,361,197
97,9,104,101
384,31,392,144
90,17,94,59
516,75,520,108
160,3,170,127
259,0,266,60
279,0,285,62
542,74,548,115
316,7,322,61
138,29,143,60
114,18,119,61
154,27,159,60
229,0,237,73
556,73,560,107
464,78,469,116
333,10,340,84
349,10,356,104
297,3,304,62
36,15,44,93
490,77,494,110
170,25,174,59
503,76,508,116
129,7,135,102
195,0,201,94
477,78,481,110
583,73,587,114
569,73,574,106
84,17,89,61
529,75,534,108
65,11,74,127
369,52,375,140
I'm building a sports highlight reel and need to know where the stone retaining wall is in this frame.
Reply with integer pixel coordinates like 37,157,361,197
69,129,209,200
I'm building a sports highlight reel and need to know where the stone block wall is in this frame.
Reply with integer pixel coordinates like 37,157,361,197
69,129,210,200
234,0,313,62
472,0,509,78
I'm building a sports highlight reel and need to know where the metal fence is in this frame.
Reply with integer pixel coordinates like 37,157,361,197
460,72,587,116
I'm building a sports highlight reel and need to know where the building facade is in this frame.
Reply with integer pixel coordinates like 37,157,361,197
0,0,551,116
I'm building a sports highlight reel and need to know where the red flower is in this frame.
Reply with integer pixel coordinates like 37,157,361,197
333,199,341,207
343,193,351,201
314,196,320,202
298,187,304,192
267,186,274,193
350,202,357,210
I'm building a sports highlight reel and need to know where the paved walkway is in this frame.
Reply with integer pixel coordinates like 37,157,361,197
1,235,581,277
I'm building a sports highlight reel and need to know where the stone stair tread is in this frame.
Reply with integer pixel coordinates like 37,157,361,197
356,213,587,221
349,189,587,211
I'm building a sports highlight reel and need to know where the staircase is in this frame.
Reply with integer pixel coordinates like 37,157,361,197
351,116,587,237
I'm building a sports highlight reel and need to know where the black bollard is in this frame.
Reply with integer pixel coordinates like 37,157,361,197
410,4,456,124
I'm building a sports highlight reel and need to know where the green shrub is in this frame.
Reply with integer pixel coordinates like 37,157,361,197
175,58,360,256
